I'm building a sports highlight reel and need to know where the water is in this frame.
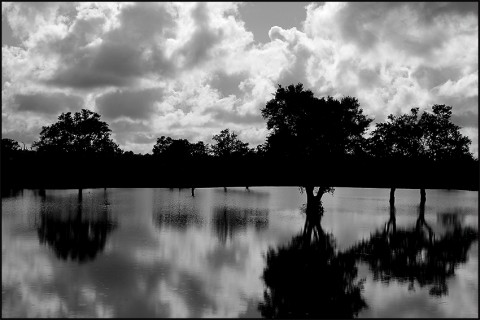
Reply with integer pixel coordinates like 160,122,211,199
2,187,478,318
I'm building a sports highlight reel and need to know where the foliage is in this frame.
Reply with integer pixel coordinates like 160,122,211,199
369,105,472,161
211,129,250,158
152,136,210,159
261,83,373,159
32,109,121,154
1,138,21,154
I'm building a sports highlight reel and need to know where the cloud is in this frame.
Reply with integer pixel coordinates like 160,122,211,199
13,92,83,114
1,2,477,156
95,87,165,121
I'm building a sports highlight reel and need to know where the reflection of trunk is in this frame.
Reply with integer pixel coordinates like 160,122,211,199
78,188,82,203
191,188,195,197
303,186,329,243
385,204,396,234
416,200,434,243
389,188,396,205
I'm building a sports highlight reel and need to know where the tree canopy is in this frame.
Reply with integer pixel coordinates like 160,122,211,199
1,138,21,154
261,83,373,160
369,105,473,161
211,129,250,158
32,109,121,155
152,136,209,159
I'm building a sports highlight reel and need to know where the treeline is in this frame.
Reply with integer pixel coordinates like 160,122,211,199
1,83,477,191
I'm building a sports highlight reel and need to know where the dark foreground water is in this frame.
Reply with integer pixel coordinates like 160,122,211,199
2,187,478,318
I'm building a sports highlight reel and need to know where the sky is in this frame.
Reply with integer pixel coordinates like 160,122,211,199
1,2,478,155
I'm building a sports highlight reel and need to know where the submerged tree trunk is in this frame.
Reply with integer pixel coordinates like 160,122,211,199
420,188,426,204
389,187,396,206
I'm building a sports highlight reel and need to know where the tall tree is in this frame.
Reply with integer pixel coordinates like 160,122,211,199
261,83,372,208
262,83,373,160
211,129,250,158
32,109,121,154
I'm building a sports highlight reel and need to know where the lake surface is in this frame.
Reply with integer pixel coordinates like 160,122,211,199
2,187,478,318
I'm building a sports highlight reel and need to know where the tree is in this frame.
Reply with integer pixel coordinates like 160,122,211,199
368,105,472,161
262,83,373,160
211,129,250,158
152,136,210,159
368,108,423,159
1,138,21,154
369,105,473,203
261,83,372,211
418,105,473,161
32,109,121,154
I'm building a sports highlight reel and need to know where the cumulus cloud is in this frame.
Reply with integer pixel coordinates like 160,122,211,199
1,2,478,155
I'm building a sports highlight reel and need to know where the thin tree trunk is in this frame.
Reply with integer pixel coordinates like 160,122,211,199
389,187,396,206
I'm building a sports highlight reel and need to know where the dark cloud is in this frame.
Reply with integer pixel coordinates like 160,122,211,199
205,107,264,125
451,111,479,129
210,71,249,98
13,92,83,114
412,66,463,91
1,128,41,147
177,3,223,68
333,2,474,55
96,88,164,121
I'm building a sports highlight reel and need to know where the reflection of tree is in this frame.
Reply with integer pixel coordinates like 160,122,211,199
154,204,203,230
259,195,366,318
213,206,269,244
37,192,116,263
348,203,478,296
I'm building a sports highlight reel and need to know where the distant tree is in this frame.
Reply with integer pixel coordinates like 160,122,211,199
32,109,121,155
211,129,250,158
190,141,210,158
369,105,473,203
152,136,210,160
369,105,472,161
368,108,423,159
152,136,173,155
262,83,373,160
418,105,473,161
1,138,21,154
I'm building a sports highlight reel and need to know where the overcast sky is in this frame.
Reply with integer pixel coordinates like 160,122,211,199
2,2,478,155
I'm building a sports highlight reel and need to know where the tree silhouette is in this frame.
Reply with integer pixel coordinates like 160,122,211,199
368,108,423,159
262,83,373,160
418,104,473,161
259,196,367,318
369,105,473,203
211,129,250,158
369,105,472,161
1,138,21,154
32,109,121,154
152,136,210,159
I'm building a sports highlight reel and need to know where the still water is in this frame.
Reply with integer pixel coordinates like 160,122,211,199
2,187,478,318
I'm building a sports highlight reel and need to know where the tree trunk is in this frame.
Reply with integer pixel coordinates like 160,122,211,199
420,188,426,204
191,188,195,197
389,187,396,205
